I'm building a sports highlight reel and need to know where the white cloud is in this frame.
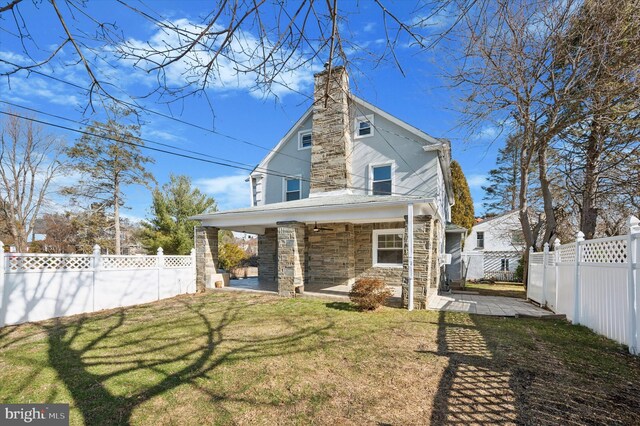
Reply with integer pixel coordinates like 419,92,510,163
118,18,319,99
363,22,376,33
467,174,487,189
410,8,455,30
195,173,250,210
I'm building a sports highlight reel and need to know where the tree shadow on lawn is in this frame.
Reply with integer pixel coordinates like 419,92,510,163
425,311,640,425
42,294,335,425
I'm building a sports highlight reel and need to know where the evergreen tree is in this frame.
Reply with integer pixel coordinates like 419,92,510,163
142,174,216,255
482,134,521,215
65,110,154,254
450,160,475,230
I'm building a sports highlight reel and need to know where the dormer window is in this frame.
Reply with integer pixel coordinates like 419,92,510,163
370,163,393,195
284,177,301,201
298,130,312,149
355,115,374,138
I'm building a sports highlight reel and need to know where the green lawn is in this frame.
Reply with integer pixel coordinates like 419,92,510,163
1,292,639,425
464,281,527,298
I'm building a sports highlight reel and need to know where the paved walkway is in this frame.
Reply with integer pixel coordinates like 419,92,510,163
428,293,552,317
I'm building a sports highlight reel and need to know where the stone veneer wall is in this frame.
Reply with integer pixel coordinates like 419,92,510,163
401,215,436,309
310,66,353,193
195,226,218,293
306,223,355,287
353,222,406,286
258,228,277,282
277,222,306,297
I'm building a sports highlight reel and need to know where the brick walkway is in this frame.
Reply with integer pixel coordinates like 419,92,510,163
428,293,552,317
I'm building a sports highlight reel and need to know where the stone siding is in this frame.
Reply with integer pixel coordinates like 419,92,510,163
195,226,218,293
310,66,353,193
401,215,437,309
353,222,405,286
277,222,306,297
306,223,355,287
258,228,277,282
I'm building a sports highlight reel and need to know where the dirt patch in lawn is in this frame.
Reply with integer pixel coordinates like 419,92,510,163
1,291,639,425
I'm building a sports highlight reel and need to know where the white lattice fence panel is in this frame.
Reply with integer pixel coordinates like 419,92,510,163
102,256,157,269
164,256,193,268
558,242,576,263
581,237,627,264
6,255,93,272
528,252,544,265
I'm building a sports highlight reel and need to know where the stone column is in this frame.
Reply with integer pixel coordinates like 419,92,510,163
258,228,277,283
195,226,218,293
402,215,433,309
277,221,306,297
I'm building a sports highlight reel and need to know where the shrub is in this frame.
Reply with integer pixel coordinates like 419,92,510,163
218,242,248,271
514,254,525,283
349,278,393,311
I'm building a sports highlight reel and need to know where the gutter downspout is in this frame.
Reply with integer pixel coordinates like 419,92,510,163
408,203,414,311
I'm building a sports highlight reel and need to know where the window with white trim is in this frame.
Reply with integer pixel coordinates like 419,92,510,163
373,229,404,267
371,164,393,195
476,232,485,249
355,115,374,138
284,178,301,201
298,130,312,149
501,258,510,271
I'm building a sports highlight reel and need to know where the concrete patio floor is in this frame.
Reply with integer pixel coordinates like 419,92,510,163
224,278,551,317
428,293,552,317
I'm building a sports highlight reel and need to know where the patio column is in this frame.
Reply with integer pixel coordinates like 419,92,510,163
403,215,433,309
195,226,218,293
276,221,306,297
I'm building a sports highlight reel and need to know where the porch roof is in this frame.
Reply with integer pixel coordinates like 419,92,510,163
192,194,438,234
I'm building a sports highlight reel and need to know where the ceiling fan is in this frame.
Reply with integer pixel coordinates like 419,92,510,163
313,222,333,232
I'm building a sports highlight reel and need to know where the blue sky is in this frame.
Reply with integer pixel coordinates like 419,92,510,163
0,1,503,222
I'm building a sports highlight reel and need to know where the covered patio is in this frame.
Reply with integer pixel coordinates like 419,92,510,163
224,276,403,305
192,194,447,310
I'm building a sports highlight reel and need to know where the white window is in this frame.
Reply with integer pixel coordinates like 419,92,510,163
477,232,485,249
373,229,404,267
501,258,510,271
370,163,393,195
298,130,312,149
284,177,301,201
355,114,374,138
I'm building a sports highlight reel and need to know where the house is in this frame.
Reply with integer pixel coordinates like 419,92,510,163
462,210,524,281
192,65,460,309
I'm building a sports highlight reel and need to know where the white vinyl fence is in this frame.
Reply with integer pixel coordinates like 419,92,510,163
528,216,640,354
0,243,196,327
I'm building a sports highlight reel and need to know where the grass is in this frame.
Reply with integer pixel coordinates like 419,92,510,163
464,281,527,298
1,291,639,425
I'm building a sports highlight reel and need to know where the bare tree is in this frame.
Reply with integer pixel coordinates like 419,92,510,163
0,112,64,251
553,0,640,239
0,0,487,113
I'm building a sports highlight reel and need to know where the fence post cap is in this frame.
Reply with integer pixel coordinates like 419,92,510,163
553,238,561,246
157,247,164,255
529,246,534,253
628,215,640,233
544,242,550,249
190,248,196,256
576,231,585,242
92,244,101,254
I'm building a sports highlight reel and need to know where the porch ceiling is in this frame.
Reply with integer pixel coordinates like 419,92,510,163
192,194,438,234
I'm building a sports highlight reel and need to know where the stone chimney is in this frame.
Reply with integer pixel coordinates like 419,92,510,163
310,65,353,194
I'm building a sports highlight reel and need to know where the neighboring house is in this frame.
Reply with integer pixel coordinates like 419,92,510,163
462,210,525,281
193,65,460,309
